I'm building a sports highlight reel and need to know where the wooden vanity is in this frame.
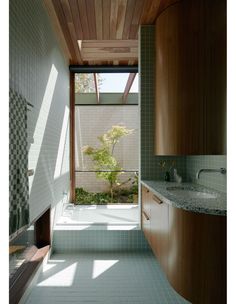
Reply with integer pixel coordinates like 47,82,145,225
141,184,226,304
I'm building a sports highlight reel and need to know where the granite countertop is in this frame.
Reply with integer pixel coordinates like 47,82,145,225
141,180,226,216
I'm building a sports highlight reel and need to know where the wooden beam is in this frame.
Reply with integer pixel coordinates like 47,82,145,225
93,73,100,104
123,73,136,103
70,72,75,203
82,39,138,47
69,65,138,73
82,53,137,60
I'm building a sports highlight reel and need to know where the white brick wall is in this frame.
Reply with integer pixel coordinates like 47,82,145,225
10,0,70,224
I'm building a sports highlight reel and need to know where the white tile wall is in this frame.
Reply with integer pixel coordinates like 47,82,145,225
10,0,70,224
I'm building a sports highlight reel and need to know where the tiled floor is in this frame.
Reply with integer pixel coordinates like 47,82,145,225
25,252,189,304
57,204,139,229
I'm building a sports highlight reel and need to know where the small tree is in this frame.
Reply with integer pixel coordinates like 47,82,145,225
82,125,134,202
75,73,103,93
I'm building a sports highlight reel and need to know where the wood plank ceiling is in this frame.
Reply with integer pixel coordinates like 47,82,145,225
44,0,178,66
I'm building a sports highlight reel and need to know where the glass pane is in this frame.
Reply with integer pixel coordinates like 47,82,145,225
75,105,139,205
74,73,138,94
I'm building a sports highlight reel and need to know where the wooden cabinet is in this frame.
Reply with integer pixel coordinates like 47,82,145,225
168,205,226,304
150,194,169,274
141,185,226,304
154,0,226,155
142,186,169,271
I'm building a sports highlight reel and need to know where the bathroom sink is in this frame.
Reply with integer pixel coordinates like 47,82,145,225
166,187,217,199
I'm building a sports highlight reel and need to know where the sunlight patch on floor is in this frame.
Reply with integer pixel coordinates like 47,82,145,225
92,260,119,279
37,262,77,287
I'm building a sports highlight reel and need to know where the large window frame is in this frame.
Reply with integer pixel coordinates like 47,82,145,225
69,66,138,203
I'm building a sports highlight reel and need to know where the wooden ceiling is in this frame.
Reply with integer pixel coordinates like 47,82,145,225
44,0,177,66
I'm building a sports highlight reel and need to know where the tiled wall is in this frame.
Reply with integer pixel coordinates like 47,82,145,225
10,0,70,225
139,26,186,182
140,26,226,192
186,156,227,192
53,229,150,252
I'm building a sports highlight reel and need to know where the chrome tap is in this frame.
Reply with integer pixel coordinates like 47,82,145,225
196,168,226,180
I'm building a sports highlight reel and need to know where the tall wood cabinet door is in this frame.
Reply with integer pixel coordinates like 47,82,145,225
204,0,226,154
155,0,226,155
150,194,169,274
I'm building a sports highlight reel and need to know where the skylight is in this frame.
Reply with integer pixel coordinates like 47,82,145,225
75,73,138,94
99,73,138,93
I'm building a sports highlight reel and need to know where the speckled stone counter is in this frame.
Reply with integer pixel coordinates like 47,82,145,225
141,180,226,216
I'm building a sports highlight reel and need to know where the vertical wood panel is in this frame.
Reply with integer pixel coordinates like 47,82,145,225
50,0,178,65
116,0,128,39
129,0,144,38
102,0,111,39
155,0,205,154
95,0,103,39
77,0,90,38
86,0,97,39
122,0,136,39
140,0,153,24
68,22,83,63
204,0,226,154
141,0,161,24
155,0,226,155
52,0,77,61
60,1,83,62
168,206,226,304
141,0,180,24
68,0,84,39
60,0,73,21
43,0,72,62
110,0,119,39
150,197,169,274
70,73,75,202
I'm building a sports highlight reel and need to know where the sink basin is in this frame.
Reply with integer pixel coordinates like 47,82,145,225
166,187,218,199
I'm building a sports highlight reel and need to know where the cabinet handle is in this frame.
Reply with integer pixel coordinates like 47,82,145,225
142,211,150,221
153,195,163,204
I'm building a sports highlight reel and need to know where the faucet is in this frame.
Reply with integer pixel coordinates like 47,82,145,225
196,168,226,180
